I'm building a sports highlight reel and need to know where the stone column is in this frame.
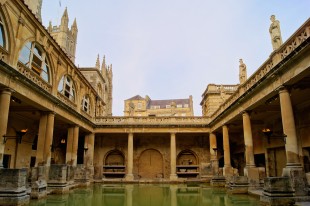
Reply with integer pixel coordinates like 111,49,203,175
223,125,233,176
209,132,218,175
84,133,95,167
36,113,48,166
279,87,300,167
66,125,79,166
66,127,74,164
0,89,13,168
242,111,255,168
43,112,55,166
125,133,134,181
170,132,178,180
279,86,306,196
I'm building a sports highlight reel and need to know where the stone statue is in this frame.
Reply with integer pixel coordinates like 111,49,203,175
269,15,283,50
239,59,247,84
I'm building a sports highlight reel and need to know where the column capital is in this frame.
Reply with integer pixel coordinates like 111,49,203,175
277,85,290,94
0,88,14,94
241,110,251,116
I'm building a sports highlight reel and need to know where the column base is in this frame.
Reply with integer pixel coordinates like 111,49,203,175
170,174,178,181
244,166,265,188
282,166,307,196
125,174,134,181
223,166,234,177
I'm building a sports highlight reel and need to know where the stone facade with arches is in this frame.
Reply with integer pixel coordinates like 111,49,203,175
0,0,310,204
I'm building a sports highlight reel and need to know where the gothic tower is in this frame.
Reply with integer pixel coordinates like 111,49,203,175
24,0,42,21
48,8,78,63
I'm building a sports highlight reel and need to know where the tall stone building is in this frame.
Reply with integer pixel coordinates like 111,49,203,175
200,84,238,117
79,55,113,116
47,8,78,63
124,95,194,117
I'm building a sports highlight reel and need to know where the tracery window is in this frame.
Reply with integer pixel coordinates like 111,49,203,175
58,75,75,101
18,42,50,82
0,15,6,48
81,95,90,113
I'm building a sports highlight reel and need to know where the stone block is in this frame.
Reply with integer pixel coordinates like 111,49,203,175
210,176,226,187
0,168,30,205
48,165,69,194
282,167,307,196
260,177,295,206
74,164,91,186
30,166,47,199
228,176,249,194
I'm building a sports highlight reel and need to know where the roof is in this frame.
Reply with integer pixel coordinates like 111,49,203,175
126,95,145,101
147,98,190,109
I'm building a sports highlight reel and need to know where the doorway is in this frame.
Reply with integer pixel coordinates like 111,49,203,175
138,149,163,179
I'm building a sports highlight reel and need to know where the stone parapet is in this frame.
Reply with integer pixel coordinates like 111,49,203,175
0,168,30,205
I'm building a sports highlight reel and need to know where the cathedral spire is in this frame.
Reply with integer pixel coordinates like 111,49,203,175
60,7,69,31
96,54,100,70
71,18,78,42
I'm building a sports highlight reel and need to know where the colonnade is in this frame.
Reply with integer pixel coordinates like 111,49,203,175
0,86,303,180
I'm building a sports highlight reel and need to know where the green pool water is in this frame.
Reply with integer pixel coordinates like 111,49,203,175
29,184,260,206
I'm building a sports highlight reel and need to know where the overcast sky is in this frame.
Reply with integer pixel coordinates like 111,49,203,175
41,1,310,116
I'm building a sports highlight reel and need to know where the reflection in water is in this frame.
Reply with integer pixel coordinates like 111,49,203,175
28,184,260,206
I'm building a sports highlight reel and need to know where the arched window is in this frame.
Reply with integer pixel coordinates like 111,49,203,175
81,95,90,113
0,15,6,48
18,42,50,82
58,75,75,101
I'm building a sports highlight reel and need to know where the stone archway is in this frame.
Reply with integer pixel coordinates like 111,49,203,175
138,149,163,179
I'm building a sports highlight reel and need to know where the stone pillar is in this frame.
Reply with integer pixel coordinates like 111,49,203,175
170,132,178,181
0,89,13,168
242,112,256,171
223,125,233,176
84,133,95,167
66,125,79,166
279,87,306,196
44,112,55,166
279,87,300,167
209,132,219,175
36,113,48,166
125,133,134,181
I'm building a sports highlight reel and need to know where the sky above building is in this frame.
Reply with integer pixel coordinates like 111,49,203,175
41,1,310,116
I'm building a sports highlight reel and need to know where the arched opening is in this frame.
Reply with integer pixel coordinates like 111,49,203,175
57,75,76,102
138,149,163,179
176,150,199,178
103,150,125,178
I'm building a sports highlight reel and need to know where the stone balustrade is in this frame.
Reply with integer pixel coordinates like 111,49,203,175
210,20,310,123
95,116,210,126
17,62,52,93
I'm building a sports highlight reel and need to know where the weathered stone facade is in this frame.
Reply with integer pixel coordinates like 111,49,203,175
0,0,310,205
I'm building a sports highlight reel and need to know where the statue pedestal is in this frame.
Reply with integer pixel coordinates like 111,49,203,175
0,168,30,205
